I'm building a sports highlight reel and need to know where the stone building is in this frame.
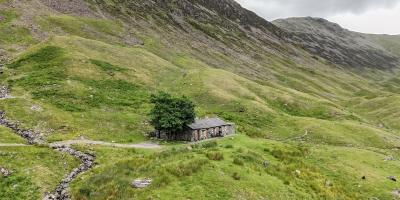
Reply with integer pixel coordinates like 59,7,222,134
155,118,235,141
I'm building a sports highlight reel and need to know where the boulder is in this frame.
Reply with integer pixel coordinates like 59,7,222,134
132,178,152,188
388,176,397,182
263,160,269,168
384,155,394,161
0,167,11,177
30,105,42,112
392,189,400,198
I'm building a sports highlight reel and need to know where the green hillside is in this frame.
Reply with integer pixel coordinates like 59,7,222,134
1,0,400,199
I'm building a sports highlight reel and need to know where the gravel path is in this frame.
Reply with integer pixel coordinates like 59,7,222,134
50,139,162,149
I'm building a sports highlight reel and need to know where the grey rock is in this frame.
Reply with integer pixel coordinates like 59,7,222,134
30,105,42,112
0,167,11,177
263,160,269,168
388,176,397,182
325,180,333,187
0,86,9,99
125,36,144,46
132,178,152,188
392,189,400,198
384,155,394,161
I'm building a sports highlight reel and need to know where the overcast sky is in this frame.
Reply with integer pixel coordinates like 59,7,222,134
236,0,400,35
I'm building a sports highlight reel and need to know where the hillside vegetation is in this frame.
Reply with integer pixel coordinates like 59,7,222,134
1,0,400,199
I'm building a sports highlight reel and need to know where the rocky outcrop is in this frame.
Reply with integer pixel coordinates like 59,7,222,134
39,0,100,17
44,146,95,200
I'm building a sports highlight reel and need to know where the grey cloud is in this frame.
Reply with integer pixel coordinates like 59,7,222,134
236,0,400,20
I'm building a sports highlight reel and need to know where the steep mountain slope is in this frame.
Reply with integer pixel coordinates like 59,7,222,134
1,0,400,200
273,17,399,69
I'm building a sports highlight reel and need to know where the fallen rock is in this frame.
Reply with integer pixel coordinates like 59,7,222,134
263,160,269,168
125,36,144,46
0,167,11,177
384,155,394,161
388,176,397,182
30,105,42,112
0,86,9,99
392,189,400,198
132,178,152,188
325,180,333,187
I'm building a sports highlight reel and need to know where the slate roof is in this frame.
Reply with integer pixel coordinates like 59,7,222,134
187,118,231,130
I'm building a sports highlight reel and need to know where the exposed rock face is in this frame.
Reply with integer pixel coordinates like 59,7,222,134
39,0,100,17
93,0,284,46
44,146,95,200
273,17,399,69
384,155,395,161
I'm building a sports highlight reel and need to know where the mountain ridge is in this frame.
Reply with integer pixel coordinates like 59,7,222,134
273,16,400,69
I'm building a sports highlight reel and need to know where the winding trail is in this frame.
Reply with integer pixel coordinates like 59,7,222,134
50,139,161,149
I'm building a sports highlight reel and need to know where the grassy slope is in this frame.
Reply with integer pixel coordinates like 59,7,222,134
1,3,400,200
3,35,400,148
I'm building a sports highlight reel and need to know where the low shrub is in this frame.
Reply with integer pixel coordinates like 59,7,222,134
232,172,241,180
206,151,224,161
202,141,218,149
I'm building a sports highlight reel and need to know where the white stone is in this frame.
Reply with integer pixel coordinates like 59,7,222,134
132,178,152,188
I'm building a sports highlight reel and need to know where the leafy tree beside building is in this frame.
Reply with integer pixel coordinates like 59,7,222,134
149,92,196,135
